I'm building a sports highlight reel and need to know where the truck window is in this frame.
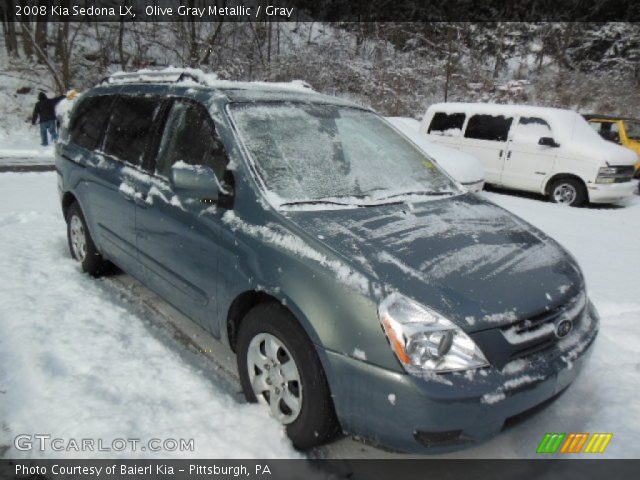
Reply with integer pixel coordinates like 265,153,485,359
589,121,621,144
464,114,513,142
103,96,163,166
428,112,465,136
154,100,228,180
69,96,116,151
511,117,552,144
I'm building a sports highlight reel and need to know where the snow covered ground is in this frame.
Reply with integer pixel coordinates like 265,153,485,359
0,172,639,459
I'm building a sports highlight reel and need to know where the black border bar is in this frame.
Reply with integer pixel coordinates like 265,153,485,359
2,0,640,22
2,459,639,480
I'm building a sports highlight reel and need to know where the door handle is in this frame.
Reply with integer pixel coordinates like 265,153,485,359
507,151,512,159
499,150,503,158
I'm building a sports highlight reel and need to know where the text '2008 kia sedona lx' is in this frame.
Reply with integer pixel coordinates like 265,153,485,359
56,69,599,453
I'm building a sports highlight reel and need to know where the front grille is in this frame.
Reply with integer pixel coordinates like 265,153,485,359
501,293,586,361
612,165,635,182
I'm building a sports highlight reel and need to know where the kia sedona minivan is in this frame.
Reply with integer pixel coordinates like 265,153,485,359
421,103,638,206
56,69,599,453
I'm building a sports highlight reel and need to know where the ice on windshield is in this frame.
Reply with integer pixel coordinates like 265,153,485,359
230,103,457,205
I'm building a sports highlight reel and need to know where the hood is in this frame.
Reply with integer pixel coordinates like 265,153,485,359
564,138,638,167
283,194,583,332
386,117,485,184
565,114,638,166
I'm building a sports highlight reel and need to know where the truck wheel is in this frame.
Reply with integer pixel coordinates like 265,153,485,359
66,202,106,276
549,178,587,206
236,302,339,449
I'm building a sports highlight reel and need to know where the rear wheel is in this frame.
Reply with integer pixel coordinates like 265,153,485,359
236,303,339,449
549,178,587,207
66,202,106,276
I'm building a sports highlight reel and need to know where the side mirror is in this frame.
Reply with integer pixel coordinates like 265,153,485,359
170,162,232,202
538,137,560,148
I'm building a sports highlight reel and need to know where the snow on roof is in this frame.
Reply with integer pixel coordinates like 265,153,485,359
104,67,314,94
426,102,580,120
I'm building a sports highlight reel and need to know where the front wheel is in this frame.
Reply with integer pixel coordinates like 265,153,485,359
549,178,587,207
66,202,106,276
236,303,339,449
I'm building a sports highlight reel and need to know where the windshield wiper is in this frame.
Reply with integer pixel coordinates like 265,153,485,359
371,190,457,202
280,199,354,207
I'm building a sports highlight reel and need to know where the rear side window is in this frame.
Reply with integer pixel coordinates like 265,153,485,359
428,112,465,136
464,114,513,142
103,96,163,166
154,100,228,180
69,96,115,150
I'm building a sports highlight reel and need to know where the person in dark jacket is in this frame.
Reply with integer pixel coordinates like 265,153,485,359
32,92,65,146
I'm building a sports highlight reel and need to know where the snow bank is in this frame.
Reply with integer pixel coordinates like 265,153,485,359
0,173,297,459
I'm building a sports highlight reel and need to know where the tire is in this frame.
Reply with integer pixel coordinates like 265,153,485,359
66,202,106,276
236,302,339,449
549,178,587,207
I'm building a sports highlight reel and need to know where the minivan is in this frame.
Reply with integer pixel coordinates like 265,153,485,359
56,69,599,453
421,103,638,206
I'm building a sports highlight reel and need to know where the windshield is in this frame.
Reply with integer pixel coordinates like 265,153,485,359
625,120,640,141
229,102,459,207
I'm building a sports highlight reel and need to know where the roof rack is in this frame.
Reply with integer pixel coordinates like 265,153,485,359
99,68,210,86
97,67,315,94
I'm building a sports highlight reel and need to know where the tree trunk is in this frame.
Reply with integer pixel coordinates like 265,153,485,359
444,26,454,102
2,0,20,57
34,0,48,54
118,18,126,70
21,19,34,57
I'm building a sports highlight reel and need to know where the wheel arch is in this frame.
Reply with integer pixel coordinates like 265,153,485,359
544,173,587,195
61,191,78,219
226,289,320,353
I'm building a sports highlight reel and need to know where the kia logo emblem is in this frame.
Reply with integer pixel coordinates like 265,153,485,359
556,320,573,338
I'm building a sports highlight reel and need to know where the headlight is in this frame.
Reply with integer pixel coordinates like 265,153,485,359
378,293,489,374
596,167,618,183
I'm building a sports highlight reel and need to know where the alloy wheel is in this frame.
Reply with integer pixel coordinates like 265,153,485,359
247,333,303,424
69,215,87,262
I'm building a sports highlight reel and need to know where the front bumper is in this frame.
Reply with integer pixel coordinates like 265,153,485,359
587,180,638,203
318,302,599,453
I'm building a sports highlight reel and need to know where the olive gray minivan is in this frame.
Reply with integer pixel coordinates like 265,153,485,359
56,69,599,453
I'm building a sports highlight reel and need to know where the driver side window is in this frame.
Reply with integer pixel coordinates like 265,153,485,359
155,100,228,180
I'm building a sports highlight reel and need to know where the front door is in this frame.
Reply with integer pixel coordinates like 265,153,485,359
135,98,230,335
458,113,513,185
501,116,558,192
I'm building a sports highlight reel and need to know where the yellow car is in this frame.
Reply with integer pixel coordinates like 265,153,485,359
584,114,640,176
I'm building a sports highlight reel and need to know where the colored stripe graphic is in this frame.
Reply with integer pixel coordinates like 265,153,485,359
537,433,565,453
560,433,588,453
584,433,613,454
539,433,613,454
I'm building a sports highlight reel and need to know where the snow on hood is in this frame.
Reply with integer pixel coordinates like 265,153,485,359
283,194,583,332
386,117,485,184
563,116,637,166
